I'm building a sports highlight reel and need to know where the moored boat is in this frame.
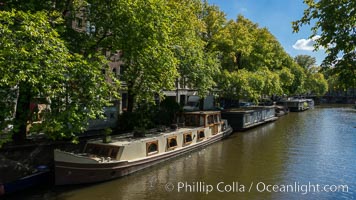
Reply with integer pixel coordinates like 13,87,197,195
221,106,278,131
0,165,51,196
277,98,309,112
54,111,232,185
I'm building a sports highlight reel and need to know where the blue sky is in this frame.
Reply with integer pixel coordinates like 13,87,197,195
207,0,326,65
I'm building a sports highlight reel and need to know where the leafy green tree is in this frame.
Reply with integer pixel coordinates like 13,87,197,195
292,0,356,65
293,55,329,96
258,67,283,97
294,55,317,70
293,0,355,95
0,10,119,146
219,70,250,102
170,0,221,98
247,28,283,71
219,69,265,103
278,67,295,95
86,0,179,112
287,63,307,95
222,15,257,71
305,72,328,96
200,1,228,52
216,15,292,101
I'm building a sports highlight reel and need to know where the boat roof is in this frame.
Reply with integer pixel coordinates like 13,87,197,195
223,106,274,113
183,110,221,115
280,99,308,102
87,127,199,146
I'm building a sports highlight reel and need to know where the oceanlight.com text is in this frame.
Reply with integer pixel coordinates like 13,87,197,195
164,181,349,195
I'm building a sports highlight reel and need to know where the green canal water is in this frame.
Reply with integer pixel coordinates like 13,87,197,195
7,105,356,199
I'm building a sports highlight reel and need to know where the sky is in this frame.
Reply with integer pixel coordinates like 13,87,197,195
207,0,326,65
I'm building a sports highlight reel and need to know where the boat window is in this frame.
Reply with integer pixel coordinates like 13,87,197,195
146,141,159,156
208,115,214,125
100,147,110,157
110,148,119,158
183,133,193,145
185,115,198,126
214,114,218,123
84,143,119,159
167,136,178,150
198,130,205,140
85,144,95,154
200,115,205,126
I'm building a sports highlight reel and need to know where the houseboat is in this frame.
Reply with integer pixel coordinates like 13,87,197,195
277,99,309,112
221,106,278,131
54,111,232,185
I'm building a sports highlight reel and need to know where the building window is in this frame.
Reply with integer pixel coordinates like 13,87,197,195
109,113,115,119
121,93,127,111
119,65,126,80
113,68,117,76
76,18,83,28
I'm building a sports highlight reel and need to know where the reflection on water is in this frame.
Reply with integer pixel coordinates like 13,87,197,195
9,106,356,200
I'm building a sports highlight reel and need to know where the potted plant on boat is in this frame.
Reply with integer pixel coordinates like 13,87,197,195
133,126,147,138
103,128,112,143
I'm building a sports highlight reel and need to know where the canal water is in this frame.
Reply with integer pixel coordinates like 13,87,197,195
6,105,356,199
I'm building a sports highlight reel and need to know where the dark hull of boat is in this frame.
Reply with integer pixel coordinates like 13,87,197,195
0,171,51,196
55,127,233,185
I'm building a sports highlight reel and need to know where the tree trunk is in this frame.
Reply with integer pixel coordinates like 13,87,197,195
12,83,32,143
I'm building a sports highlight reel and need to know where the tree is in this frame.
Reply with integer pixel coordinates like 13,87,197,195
218,68,283,104
292,0,355,94
247,27,284,71
170,0,221,98
0,10,119,146
293,55,329,96
222,15,257,71
294,55,317,70
278,67,295,95
86,0,178,112
287,63,307,95
292,0,356,65
305,72,328,96
219,69,262,103
258,67,283,97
